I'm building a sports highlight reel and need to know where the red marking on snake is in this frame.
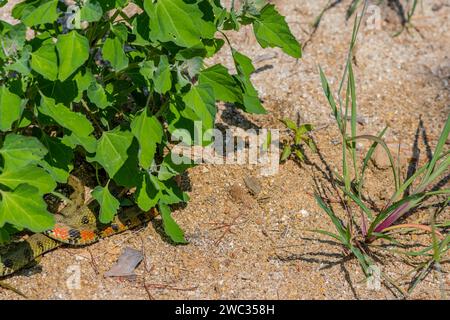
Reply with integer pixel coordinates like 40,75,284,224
101,227,114,236
116,222,126,231
80,230,96,241
52,227,69,240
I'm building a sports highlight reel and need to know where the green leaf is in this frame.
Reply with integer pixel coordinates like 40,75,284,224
0,21,26,60
281,118,297,131
294,149,305,162
160,179,189,204
40,134,74,183
199,64,242,103
298,123,314,135
110,138,141,188
30,44,58,80
280,145,291,162
144,0,215,48
21,0,59,27
136,172,160,211
182,84,216,136
130,110,163,169
203,38,225,57
89,127,134,178
0,227,11,245
0,86,24,132
80,0,103,22
87,81,111,109
112,23,129,43
39,95,94,138
56,31,90,81
73,69,95,102
253,4,301,58
0,134,47,171
232,50,255,77
98,0,128,12
7,44,31,75
0,184,54,233
158,202,187,244
158,153,194,181
61,132,97,153
102,37,129,71
242,93,266,114
154,56,172,94
92,183,120,223
0,165,56,194
139,60,156,84
232,50,266,114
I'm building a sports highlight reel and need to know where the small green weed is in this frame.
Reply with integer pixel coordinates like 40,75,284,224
280,119,316,163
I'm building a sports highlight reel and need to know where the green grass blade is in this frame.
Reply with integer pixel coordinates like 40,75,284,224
346,0,362,20
341,187,373,220
308,229,344,244
315,194,350,244
348,62,359,184
417,114,450,192
319,66,343,132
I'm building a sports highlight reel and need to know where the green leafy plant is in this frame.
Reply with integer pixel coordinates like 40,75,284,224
280,118,316,163
0,0,301,244
313,4,449,295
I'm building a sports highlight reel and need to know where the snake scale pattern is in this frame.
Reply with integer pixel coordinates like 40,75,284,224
0,176,157,277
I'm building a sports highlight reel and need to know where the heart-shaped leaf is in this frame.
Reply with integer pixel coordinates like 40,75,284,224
30,44,58,80
39,95,94,138
0,134,47,171
0,165,56,194
158,202,187,244
89,127,134,178
131,110,163,169
92,183,120,223
0,184,54,232
0,86,24,132
144,0,215,48
56,31,90,81
253,5,302,58
102,37,129,71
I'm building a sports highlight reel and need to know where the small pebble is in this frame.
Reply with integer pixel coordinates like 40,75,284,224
243,176,262,195
300,209,310,218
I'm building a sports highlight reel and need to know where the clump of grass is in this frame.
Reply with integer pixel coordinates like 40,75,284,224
313,2,449,296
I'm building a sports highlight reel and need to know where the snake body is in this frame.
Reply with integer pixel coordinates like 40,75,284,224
0,176,157,277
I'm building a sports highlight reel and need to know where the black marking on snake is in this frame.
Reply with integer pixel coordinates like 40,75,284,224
111,224,119,232
137,213,147,222
125,219,132,227
81,216,90,224
3,259,13,268
23,248,33,261
37,241,45,251
69,229,81,239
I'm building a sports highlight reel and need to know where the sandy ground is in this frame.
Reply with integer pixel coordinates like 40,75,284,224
1,0,449,299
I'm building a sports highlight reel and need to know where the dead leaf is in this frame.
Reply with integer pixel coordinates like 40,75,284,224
104,247,143,278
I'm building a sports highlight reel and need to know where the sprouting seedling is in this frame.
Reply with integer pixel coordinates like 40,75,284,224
280,118,316,163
